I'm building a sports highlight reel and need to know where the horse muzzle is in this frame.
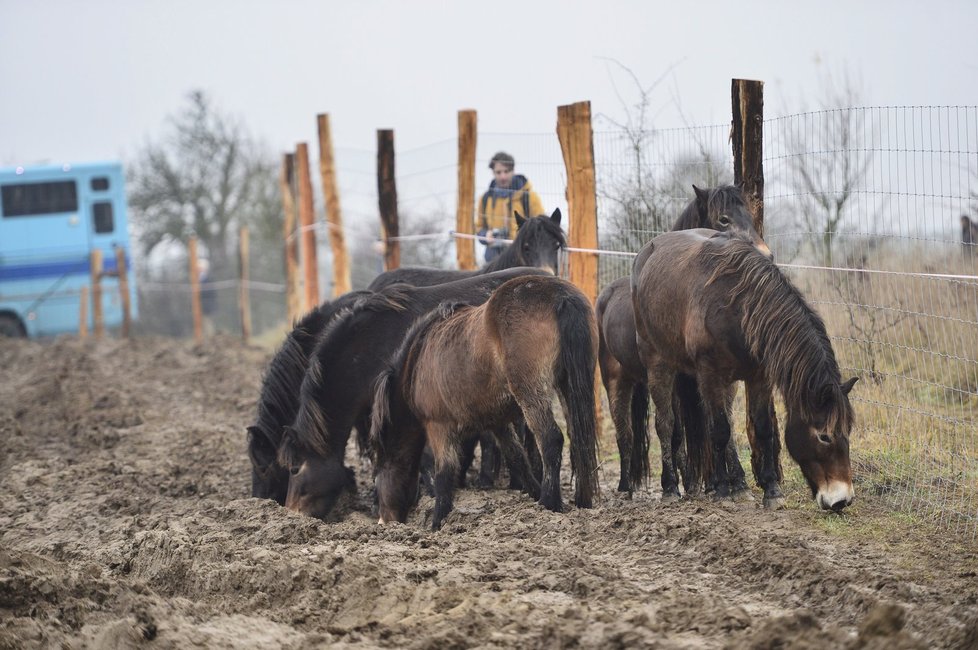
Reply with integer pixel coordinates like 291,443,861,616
816,480,854,511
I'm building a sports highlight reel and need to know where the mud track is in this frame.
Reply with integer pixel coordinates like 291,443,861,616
1,337,975,648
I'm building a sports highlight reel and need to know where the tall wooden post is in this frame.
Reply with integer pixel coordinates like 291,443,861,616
318,114,352,297
731,78,782,486
239,226,252,342
556,101,599,303
296,143,320,312
280,153,301,324
556,101,602,431
79,285,89,340
188,236,203,344
456,110,478,270
114,247,131,338
377,129,400,271
90,249,104,340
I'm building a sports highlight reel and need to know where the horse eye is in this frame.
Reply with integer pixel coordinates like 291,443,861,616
290,466,300,476
817,433,832,445
718,215,731,227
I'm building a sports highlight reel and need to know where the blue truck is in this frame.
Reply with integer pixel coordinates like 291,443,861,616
0,161,138,337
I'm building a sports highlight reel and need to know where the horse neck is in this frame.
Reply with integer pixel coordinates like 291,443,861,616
482,242,522,272
737,268,841,410
671,201,701,231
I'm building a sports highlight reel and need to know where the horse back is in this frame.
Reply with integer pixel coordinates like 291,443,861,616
597,277,646,382
368,267,479,291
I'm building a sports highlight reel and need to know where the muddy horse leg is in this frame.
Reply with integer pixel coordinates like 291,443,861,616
607,375,637,493
476,431,500,489
429,424,461,531
517,394,565,513
647,367,681,501
724,433,752,502
747,380,785,509
491,423,542,501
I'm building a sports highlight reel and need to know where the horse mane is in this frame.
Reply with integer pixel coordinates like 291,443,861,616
280,305,360,463
250,306,332,472
369,301,471,453
353,283,413,312
703,238,853,432
671,185,746,230
483,214,566,273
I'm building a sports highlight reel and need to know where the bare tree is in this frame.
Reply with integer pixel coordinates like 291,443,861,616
128,90,281,276
785,70,873,266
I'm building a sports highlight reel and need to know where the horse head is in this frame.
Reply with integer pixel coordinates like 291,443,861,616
509,208,566,274
277,426,355,521
691,184,772,259
247,424,289,504
784,376,858,511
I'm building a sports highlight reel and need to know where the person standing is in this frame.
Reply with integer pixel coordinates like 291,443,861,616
476,152,546,263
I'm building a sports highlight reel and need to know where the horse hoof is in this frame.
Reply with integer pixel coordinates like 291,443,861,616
764,496,787,510
660,492,681,504
731,488,755,503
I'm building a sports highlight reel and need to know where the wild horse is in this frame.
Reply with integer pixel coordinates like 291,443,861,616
247,292,370,504
597,184,773,497
276,267,551,520
371,275,600,530
631,229,857,511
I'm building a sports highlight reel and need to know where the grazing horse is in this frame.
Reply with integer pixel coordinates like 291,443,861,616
371,275,600,530
597,184,771,497
368,209,565,290
631,229,858,510
247,293,369,504
276,268,550,521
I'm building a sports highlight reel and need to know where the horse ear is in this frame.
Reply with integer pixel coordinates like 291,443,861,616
515,214,527,229
692,184,709,202
841,376,859,396
550,207,562,226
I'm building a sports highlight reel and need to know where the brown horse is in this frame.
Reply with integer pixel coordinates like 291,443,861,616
632,229,857,510
370,275,600,530
597,184,771,497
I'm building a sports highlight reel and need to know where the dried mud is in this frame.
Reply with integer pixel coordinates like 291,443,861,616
1,336,976,649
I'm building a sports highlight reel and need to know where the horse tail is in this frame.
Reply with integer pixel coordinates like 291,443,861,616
369,367,395,456
675,373,710,495
555,291,600,508
629,382,651,489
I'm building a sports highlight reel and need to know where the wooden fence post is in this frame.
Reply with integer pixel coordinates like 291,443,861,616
731,78,782,486
296,143,320,312
456,110,477,271
114,247,131,338
90,249,104,340
280,153,301,324
79,285,89,340
188,236,203,344
556,101,602,431
239,226,252,342
377,129,400,271
318,114,352,297
556,101,599,303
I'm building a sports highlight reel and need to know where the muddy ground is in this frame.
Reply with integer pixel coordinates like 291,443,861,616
1,336,976,649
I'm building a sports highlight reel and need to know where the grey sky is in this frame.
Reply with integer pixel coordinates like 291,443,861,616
3,0,978,167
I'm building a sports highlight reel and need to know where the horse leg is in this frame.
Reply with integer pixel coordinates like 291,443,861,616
647,368,681,501
747,380,785,509
457,434,478,488
491,423,541,500
518,418,544,487
375,424,427,524
516,395,565,513
700,382,736,501
429,424,461,531
724,432,752,501
419,446,436,497
476,432,500,489
607,375,637,493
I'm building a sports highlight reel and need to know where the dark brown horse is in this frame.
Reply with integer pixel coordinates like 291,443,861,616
632,229,857,510
597,184,770,497
371,275,600,530
247,292,370,504
369,210,565,290
276,267,551,520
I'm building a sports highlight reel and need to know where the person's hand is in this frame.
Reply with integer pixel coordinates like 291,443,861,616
485,230,495,243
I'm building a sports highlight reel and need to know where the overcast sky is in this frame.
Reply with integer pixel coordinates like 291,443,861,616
3,0,978,168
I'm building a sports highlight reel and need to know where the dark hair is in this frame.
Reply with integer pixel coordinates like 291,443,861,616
489,152,515,171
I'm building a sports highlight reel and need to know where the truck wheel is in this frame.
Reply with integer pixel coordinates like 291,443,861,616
0,314,26,338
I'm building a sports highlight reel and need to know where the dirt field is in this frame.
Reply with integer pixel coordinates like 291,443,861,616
1,336,976,649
